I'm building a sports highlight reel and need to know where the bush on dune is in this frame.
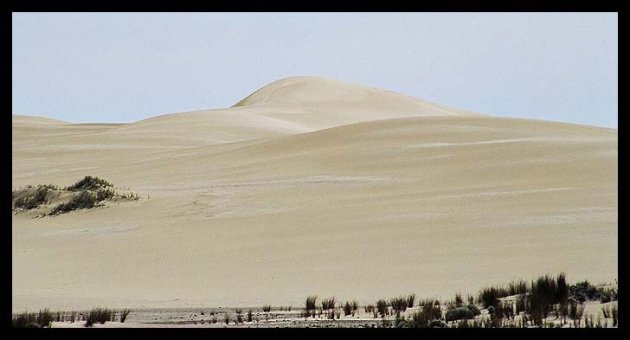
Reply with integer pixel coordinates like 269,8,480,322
66,176,113,191
446,306,474,322
50,190,97,215
13,186,49,210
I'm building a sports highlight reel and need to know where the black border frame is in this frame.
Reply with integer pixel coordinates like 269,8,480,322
4,0,624,337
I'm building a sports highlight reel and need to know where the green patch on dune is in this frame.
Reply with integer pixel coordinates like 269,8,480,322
12,176,142,216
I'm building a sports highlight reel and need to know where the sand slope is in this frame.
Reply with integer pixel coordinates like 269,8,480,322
12,77,617,312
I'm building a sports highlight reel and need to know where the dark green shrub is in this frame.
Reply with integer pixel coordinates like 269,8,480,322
420,299,441,320
351,301,358,315
406,294,416,308
598,288,617,303
556,273,569,306
262,305,272,312
479,288,498,308
96,188,115,201
343,301,352,316
67,176,113,191
305,296,317,317
321,297,336,310
508,279,529,295
569,280,598,303
12,312,38,328
13,186,48,210
454,293,463,307
390,297,407,315
467,303,481,316
376,299,388,317
50,190,97,215
85,308,114,327
407,311,429,328
446,306,474,322
528,274,559,320
37,309,54,328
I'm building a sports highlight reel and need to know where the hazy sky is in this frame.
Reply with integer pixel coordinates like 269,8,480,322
13,12,617,128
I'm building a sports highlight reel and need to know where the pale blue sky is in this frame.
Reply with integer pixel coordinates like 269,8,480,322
12,12,617,128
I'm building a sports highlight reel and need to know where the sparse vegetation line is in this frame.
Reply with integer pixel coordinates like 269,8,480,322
11,277,616,328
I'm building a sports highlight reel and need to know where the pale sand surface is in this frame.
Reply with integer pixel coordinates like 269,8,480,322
12,76,617,312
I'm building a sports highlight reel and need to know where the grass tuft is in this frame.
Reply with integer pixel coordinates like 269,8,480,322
85,307,114,327
376,299,388,318
305,296,317,318
120,309,131,323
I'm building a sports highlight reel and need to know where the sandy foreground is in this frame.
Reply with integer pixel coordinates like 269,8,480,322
12,76,617,314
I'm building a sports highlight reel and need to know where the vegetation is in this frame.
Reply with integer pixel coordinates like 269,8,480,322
224,313,231,325
13,186,49,210
96,188,115,201
610,305,618,327
528,273,570,324
454,293,463,307
390,296,408,316
343,301,352,316
419,299,441,321
406,293,416,308
50,190,97,215
120,308,131,323
67,176,113,191
508,279,529,296
445,306,473,322
305,296,317,318
478,286,503,308
376,299,388,317
11,274,617,328
321,297,336,311
351,301,359,316
13,176,142,216
85,308,115,327
568,301,585,327
569,280,610,303
601,304,618,326
12,309,53,328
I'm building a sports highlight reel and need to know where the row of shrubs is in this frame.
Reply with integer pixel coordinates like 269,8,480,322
296,274,617,328
12,308,131,328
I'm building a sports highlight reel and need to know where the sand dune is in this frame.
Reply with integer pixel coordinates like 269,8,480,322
12,77,617,312
13,115,68,125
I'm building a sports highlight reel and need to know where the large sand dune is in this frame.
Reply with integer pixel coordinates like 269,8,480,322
12,77,617,312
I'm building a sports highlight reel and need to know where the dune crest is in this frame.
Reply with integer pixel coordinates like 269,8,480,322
233,76,481,116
